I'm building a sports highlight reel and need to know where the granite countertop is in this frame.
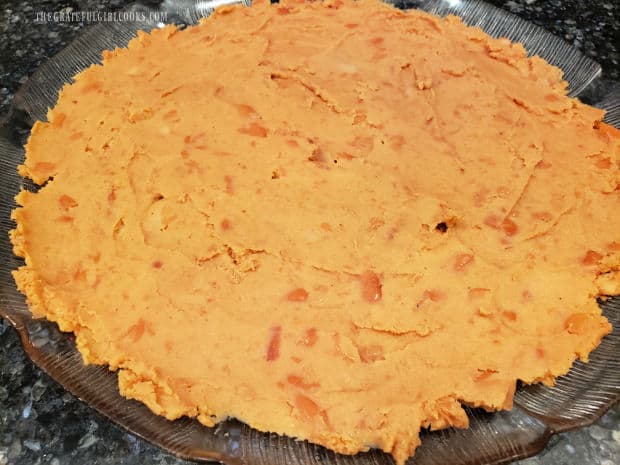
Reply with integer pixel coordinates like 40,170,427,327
0,1,619,464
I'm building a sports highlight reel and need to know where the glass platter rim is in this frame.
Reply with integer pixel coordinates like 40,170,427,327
0,1,619,465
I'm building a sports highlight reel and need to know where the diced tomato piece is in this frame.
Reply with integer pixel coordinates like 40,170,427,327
468,288,490,299
301,328,317,346
454,253,474,271
582,250,603,266
58,194,78,210
287,375,319,390
501,218,518,236
238,122,268,138
266,326,281,361
286,288,309,302
423,289,444,302
295,394,320,421
358,345,385,363
360,271,382,302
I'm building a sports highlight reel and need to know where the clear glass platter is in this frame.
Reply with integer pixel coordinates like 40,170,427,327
0,1,618,464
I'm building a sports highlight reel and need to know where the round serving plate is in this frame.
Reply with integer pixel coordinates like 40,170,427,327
1,1,618,464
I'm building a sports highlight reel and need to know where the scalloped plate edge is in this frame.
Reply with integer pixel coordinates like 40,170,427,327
0,2,618,465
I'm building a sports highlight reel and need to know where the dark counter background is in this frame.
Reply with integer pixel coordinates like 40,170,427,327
0,1,619,464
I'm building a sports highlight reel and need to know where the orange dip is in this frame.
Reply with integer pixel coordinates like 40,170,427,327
11,0,620,463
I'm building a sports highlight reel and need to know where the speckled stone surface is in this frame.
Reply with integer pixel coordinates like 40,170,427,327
0,1,619,464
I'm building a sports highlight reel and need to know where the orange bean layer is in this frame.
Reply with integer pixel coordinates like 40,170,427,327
11,1,620,463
